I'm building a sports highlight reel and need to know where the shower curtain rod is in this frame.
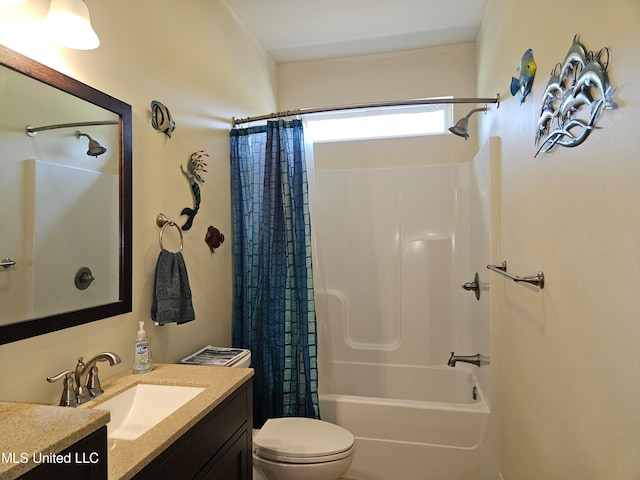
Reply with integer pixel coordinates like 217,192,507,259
26,120,119,136
232,94,500,126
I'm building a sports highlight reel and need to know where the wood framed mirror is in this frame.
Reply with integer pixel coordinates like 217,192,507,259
0,45,132,344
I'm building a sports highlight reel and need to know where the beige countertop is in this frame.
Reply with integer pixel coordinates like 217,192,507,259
0,401,109,480
0,363,253,480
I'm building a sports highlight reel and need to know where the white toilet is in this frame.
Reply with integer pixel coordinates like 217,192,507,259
228,351,355,480
252,417,355,480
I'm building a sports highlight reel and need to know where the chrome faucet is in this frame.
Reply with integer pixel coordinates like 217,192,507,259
75,352,122,404
447,352,490,367
47,352,121,407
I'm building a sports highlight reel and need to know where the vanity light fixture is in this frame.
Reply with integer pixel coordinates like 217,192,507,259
42,0,100,50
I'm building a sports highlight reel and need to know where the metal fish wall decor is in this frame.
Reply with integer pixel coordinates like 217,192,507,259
535,35,615,157
151,100,176,138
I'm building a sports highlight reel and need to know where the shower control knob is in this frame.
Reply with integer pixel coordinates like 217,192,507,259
74,267,95,290
461,272,480,301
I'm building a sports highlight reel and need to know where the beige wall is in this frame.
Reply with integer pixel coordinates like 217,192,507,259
0,0,276,405
278,42,482,168
477,0,640,478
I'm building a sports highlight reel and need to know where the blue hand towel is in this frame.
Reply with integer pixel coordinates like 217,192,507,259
151,250,195,325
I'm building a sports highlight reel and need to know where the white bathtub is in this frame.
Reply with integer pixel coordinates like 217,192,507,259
319,362,494,480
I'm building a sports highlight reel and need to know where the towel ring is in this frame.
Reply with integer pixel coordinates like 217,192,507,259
156,213,183,252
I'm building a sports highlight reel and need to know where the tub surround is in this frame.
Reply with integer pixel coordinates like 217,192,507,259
313,139,499,479
0,364,254,480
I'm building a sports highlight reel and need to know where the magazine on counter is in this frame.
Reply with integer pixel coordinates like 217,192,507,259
181,345,250,366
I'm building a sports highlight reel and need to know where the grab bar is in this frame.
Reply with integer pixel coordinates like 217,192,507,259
487,261,545,289
1,258,16,269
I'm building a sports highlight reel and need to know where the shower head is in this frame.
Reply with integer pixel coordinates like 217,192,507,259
448,107,488,140
75,130,107,157
449,117,471,140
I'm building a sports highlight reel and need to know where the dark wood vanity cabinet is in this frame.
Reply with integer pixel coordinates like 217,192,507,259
21,426,107,480
133,380,253,480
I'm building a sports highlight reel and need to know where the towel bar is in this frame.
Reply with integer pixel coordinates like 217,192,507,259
487,261,544,289
1,258,16,269
156,213,184,253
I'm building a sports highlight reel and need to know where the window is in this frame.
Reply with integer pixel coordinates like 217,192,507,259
304,100,453,143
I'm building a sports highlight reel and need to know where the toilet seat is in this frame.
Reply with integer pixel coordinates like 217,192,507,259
254,418,355,465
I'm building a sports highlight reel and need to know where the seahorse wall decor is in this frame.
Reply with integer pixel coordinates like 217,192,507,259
180,150,208,230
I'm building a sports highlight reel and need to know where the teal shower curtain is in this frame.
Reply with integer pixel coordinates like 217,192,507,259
230,120,320,427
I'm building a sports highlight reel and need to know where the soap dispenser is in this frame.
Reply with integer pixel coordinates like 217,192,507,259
133,321,153,374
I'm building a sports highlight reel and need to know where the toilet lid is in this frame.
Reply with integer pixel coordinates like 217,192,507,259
254,418,354,464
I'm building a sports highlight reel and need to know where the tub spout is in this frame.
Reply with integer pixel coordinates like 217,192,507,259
448,352,490,367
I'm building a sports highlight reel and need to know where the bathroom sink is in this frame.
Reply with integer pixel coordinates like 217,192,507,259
92,384,205,440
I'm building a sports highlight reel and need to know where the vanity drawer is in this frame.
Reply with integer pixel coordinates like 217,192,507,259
134,380,252,480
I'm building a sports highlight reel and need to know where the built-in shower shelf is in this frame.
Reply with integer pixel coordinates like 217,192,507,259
487,261,545,289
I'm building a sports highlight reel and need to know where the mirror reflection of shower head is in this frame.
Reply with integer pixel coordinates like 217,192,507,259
448,106,488,140
75,130,107,157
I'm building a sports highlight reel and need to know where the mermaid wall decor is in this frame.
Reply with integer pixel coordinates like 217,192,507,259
180,150,208,230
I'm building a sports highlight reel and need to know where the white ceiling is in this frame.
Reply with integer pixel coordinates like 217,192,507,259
224,0,488,63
